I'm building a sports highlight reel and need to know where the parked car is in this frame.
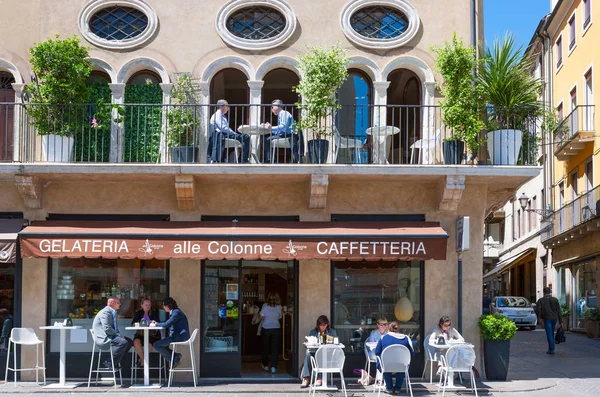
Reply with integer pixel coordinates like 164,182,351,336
490,296,537,330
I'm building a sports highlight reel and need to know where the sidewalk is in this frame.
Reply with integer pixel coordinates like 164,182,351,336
0,329,598,396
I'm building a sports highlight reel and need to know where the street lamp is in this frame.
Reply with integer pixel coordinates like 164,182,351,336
518,193,554,217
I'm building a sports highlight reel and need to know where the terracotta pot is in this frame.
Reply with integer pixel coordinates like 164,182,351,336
585,320,600,338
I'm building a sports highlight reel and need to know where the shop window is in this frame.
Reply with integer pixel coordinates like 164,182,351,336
574,261,599,328
48,258,168,353
0,263,15,353
332,260,422,355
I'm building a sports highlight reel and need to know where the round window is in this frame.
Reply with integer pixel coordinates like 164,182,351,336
226,6,286,40
350,6,408,39
89,6,148,41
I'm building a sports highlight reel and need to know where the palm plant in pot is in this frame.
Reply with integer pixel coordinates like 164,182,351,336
477,34,543,165
294,44,349,164
432,33,485,164
167,74,198,163
478,313,517,380
26,35,92,162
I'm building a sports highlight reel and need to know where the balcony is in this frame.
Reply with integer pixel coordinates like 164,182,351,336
483,242,503,258
554,105,595,161
0,103,542,166
541,185,600,243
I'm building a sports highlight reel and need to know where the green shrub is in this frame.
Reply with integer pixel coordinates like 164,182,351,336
167,75,197,148
478,313,517,340
583,308,600,322
123,83,162,162
560,304,571,317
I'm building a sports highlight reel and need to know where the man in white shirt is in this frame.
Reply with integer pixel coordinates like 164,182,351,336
208,99,250,163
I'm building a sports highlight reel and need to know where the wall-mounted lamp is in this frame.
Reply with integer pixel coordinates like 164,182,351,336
518,193,554,217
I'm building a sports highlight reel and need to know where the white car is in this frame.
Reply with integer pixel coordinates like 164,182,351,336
490,296,538,330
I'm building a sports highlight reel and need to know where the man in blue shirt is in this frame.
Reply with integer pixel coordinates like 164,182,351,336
208,99,250,163
262,99,302,163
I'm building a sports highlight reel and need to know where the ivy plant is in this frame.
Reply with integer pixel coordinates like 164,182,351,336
432,33,485,154
478,313,517,340
294,44,349,138
26,35,92,136
123,83,162,163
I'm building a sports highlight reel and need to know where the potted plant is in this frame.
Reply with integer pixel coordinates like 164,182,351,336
432,33,485,164
560,304,571,330
167,75,197,163
294,44,349,164
477,34,543,165
478,313,517,380
583,307,600,339
26,35,92,162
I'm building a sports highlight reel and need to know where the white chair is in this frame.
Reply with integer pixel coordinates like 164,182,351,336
421,333,440,383
167,328,198,388
375,344,413,397
270,137,292,163
438,345,478,397
87,329,122,388
309,344,347,397
223,138,242,163
4,328,46,385
130,348,167,385
334,128,365,164
410,129,442,164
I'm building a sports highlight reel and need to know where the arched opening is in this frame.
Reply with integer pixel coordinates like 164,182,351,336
262,68,299,119
337,69,372,163
210,68,249,127
0,71,15,161
387,69,421,164
127,70,161,85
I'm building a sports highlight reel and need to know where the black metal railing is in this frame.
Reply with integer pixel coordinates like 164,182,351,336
554,104,595,150
542,185,600,241
0,102,541,166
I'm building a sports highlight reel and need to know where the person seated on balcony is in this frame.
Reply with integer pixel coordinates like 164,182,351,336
262,99,302,163
208,99,250,163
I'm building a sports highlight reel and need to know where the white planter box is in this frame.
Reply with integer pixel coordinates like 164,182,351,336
41,135,74,162
487,129,523,165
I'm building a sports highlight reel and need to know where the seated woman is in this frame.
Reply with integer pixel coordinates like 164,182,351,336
131,298,160,366
300,315,338,388
375,321,414,394
429,316,464,345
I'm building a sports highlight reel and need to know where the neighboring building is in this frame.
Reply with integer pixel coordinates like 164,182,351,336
0,0,541,383
538,0,600,331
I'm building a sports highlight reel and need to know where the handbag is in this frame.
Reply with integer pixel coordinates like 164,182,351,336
353,368,373,386
555,326,566,344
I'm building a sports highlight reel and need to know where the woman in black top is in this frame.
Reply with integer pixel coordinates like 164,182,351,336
131,298,160,366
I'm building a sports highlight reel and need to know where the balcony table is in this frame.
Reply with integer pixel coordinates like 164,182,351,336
366,126,400,164
237,124,272,163
429,340,474,389
125,326,164,388
304,342,345,391
39,325,82,389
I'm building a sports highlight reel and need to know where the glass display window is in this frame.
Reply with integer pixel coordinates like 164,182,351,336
48,258,168,353
332,260,422,355
574,260,599,328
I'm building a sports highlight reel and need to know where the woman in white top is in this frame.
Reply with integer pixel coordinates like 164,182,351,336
260,292,282,373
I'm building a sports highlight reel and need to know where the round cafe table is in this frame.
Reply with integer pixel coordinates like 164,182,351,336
237,124,271,163
429,340,474,389
39,325,82,389
125,326,164,388
366,126,400,164
304,342,345,391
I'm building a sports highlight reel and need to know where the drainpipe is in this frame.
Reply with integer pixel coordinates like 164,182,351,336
541,26,553,214
471,0,477,48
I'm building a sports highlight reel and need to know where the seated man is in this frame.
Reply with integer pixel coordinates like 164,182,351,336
262,99,302,163
92,296,133,370
366,317,388,361
208,99,250,163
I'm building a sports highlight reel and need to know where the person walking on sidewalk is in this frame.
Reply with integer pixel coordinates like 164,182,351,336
535,287,562,354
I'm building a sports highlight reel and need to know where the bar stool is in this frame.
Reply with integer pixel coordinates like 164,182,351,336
87,329,122,388
4,328,46,385
130,348,167,384
167,328,198,388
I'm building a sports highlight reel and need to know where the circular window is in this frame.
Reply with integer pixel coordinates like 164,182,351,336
216,0,297,50
340,0,420,49
79,0,158,50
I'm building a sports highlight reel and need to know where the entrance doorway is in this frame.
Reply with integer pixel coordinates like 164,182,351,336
201,260,297,379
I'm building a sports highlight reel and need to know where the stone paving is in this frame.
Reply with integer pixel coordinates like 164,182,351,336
0,328,598,396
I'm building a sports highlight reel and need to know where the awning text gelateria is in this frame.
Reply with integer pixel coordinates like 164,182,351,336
19,221,449,261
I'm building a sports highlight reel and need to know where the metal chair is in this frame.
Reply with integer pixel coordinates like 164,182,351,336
87,329,122,388
334,128,365,164
4,328,46,385
438,345,478,397
421,333,440,383
376,344,413,397
223,138,242,163
167,328,198,388
309,344,347,397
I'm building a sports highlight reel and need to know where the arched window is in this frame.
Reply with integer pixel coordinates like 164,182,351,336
387,69,421,164
210,68,250,126
337,70,372,163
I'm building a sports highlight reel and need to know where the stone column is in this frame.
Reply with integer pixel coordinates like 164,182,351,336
11,83,26,162
20,258,47,380
372,81,390,127
109,83,125,163
197,82,210,164
421,81,439,163
159,83,174,163
247,80,264,163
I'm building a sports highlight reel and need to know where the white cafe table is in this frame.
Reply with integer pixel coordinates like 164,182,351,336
304,343,345,391
429,340,474,389
125,326,164,388
39,325,82,388
237,124,271,163
366,126,400,164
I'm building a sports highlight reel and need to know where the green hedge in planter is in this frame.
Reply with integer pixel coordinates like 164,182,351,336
583,308,600,321
478,313,517,340
124,84,162,163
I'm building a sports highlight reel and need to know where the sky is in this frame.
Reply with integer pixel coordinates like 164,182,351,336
484,0,552,50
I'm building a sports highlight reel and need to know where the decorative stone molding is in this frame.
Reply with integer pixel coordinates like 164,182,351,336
116,57,170,84
340,0,420,50
309,174,329,209
175,175,195,211
14,175,43,209
78,0,158,50
0,59,23,84
256,56,300,80
439,175,465,212
200,56,255,83
382,55,435,83
216,0,297,50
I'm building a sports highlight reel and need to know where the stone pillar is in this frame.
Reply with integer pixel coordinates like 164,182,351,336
11,83,26,162
372,81,390,127
198,82,210,164
109,83,125,163
159,83,174,164
20,258,47,380
247,80,264,163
